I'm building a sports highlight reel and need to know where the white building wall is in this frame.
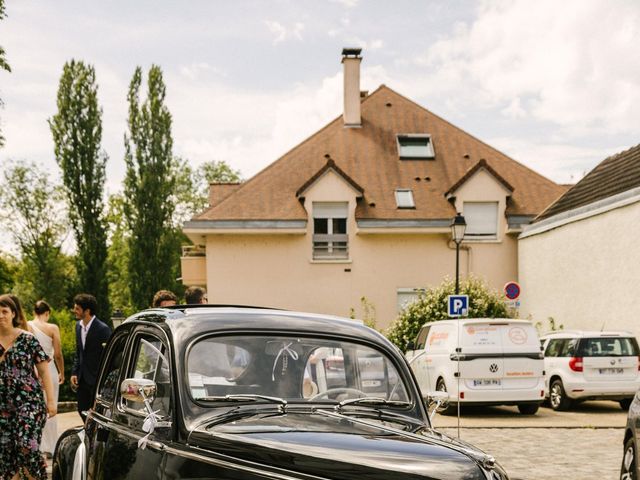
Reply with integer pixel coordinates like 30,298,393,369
519,200,640,337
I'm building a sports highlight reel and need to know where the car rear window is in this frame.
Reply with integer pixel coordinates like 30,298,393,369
577,337,639,357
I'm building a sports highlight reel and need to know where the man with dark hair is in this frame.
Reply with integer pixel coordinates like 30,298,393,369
184,286,207,304
152,289,178,307
70,293,111,421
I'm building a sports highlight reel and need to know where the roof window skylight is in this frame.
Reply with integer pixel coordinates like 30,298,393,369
395,189,415,209
397,134,435,159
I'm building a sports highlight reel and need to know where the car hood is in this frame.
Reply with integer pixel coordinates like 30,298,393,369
187,411,502,480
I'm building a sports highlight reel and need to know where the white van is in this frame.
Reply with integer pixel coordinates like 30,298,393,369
405,318,545,414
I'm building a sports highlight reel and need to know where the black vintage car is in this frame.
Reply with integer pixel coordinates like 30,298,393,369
53,305,509,480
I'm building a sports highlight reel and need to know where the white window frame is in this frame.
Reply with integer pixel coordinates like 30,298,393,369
463,201,499,240
312,202,349,260
395,189,415,209
396,134,435,159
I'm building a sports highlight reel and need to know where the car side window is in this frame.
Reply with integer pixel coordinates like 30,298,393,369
559,339,577,357
124,334,172,417
97,334,129,406
415,326,431,350
544,339,563,357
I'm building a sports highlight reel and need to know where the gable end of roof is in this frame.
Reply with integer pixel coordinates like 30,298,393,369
444,158,515,198
296,158,365,198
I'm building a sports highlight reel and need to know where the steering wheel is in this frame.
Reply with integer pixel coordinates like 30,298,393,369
309,387,368,401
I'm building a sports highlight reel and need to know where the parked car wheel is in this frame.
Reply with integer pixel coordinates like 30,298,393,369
621,437,637,480
549,379,572,411
436,378,458,416
620,399,633,411
517,403,539,415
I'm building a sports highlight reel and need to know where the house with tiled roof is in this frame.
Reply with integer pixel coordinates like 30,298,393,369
519,143,640,336
182,49,566,329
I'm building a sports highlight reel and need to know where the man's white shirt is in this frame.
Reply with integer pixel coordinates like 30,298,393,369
80,316,96,349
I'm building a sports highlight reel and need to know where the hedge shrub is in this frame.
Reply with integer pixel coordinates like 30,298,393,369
386,276,511,352
49,309,77,401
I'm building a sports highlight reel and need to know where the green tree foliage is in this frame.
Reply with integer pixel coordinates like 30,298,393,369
49,60,109,318
173,158,242,225
386,276,510,351
0,251,17,292
0,0,12,148
105,193,133,315
0,161,73,308
49,308,77,401
123,65,177,310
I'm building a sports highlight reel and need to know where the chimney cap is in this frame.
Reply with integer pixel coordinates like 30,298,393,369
342,47,362,58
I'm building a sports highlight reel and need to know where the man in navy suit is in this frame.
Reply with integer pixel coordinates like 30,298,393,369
70,293,112,421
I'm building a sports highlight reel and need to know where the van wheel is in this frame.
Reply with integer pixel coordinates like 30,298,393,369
549,379,572,411
517,403,539,415
436,378,458,416
620,399,633,410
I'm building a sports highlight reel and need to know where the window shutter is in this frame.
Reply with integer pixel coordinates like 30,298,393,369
464,202,498,236
313,202,348,219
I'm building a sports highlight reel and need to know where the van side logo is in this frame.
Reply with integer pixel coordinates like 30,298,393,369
489,363,499,373
508,327,528,345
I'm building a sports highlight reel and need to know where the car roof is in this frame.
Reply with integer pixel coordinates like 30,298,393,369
427,318,534,326
125,305,386,345
540,330,636,339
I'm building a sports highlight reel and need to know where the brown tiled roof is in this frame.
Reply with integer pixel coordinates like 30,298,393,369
208,183,241,207
194,85,565,222
445,158,514,197
537,143,640,221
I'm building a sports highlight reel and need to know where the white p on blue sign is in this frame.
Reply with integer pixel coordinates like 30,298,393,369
448,295,469,317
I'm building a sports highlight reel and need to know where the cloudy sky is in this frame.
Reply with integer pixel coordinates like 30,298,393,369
1,0,639,194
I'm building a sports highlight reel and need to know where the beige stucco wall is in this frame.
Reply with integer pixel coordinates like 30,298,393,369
199,168,519,331
519,200,640,338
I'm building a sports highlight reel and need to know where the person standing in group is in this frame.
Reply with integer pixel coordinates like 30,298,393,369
29,300,64,459
152,289,178,307
8,293,31,332
0,294,57,480
184,286,207,304
70,293,111,421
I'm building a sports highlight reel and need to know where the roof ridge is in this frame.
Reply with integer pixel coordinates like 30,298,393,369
378,85,562,188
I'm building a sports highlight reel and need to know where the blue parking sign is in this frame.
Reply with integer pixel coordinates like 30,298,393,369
448,295,469,317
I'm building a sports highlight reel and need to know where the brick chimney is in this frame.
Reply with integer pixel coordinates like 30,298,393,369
342,48,362,127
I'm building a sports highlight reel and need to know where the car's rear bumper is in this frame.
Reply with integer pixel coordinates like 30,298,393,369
563,380,640,400
457,382,546,404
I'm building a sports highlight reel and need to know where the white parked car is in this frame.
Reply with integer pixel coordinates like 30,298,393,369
406,318,545,415
540,330,640,411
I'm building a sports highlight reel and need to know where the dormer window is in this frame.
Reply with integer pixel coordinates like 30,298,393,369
463,202,498,239
397,134,435,159
395,189,415,209
312,202,348,259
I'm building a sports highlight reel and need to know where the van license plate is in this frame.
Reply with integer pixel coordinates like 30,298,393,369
473,379,501,386
598,368,623,374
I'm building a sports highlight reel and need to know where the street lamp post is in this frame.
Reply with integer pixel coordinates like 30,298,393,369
111,308,126,329
450,213,467,294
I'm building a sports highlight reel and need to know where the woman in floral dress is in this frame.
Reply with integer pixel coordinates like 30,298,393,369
0,294,57,480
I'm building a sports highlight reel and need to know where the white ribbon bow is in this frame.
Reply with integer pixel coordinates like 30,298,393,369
138,408,162,450
271,342,299,381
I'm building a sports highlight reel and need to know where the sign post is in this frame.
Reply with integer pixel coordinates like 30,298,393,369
503,281,521,313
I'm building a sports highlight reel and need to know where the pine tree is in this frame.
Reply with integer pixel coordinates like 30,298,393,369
123,65,176,310
49,60,110,318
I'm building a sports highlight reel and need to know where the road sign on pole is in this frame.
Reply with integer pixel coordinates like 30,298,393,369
504,282,521,300
448,295,469,317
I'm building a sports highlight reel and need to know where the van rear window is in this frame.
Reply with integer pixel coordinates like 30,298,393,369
577,337,639,357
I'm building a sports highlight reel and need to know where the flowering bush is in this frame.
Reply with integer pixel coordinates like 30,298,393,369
386,276,511,351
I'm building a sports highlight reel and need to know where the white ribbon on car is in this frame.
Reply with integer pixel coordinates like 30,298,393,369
138,408,162,450
71,430,86,480
271,342,299,381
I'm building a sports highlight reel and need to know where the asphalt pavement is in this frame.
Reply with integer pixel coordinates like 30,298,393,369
49,400,628,479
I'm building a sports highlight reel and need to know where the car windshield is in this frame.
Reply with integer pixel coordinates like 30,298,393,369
187,335,411,405
578,337,640,357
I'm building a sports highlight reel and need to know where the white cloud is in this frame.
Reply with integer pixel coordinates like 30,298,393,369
413,0,640,136
329,0,359,8
264,20,305,44
488,136,626,184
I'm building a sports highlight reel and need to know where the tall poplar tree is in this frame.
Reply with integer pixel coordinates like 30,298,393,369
123,65,176,310
49,60,109,318
0,0,12,147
